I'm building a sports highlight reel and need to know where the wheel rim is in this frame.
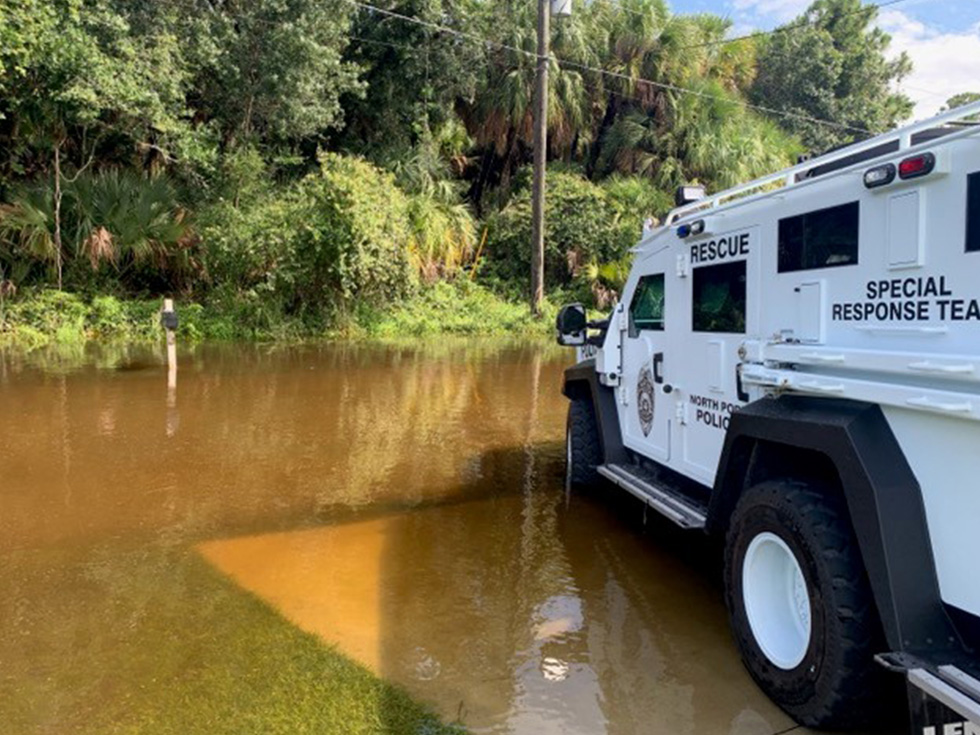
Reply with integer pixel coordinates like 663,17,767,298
742,531,812,670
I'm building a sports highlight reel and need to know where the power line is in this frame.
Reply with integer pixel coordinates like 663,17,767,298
347,0,535,59
344,0,870,134
678,0,912,51
559,58,870,134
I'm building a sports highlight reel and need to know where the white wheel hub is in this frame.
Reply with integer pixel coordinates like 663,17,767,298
742,531,812,670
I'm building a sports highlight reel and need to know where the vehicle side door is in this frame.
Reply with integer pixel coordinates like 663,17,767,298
619,265,672,463
671,226,759,486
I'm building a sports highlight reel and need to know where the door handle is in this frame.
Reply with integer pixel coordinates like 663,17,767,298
736,363,749,402
653,352,664,384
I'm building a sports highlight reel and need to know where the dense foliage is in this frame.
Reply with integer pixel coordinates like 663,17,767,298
0,0,924,341
486,171,637,288
750,0,913,152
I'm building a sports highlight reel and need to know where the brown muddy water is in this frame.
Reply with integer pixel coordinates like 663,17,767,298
0,341,890,735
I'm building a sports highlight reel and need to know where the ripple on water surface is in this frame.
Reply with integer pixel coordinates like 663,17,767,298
0,341,861,734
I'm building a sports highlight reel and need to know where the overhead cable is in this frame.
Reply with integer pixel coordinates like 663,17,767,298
344,0,871,134
678,0,912,51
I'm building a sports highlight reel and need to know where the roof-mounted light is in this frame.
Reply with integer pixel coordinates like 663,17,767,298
899,152,936,180
863,163,896,189
675,185,706,207
676,219,705,239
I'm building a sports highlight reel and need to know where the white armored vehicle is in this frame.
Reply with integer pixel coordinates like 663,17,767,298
556,101,980,732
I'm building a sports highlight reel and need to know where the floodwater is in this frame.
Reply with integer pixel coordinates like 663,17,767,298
0,341,891,734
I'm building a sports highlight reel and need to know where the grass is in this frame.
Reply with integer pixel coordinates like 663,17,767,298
0,543,465,735
0,281,556,348
346,280,558,339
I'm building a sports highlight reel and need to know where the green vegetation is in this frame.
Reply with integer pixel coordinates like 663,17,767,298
0,283,557,348
750,0,913,152
353,280,558,338
0,0,920,346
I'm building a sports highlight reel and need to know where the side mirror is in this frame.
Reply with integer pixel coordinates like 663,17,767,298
556,303,587,346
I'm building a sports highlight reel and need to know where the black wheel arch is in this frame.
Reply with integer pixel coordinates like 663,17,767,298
710,394,963,658
562,359,627,465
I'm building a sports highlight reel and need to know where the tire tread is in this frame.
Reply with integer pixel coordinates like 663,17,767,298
724,479,894,729
567,398,601,487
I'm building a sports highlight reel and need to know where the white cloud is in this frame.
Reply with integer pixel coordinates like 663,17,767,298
730,0,810,24
726,1,980,122
877,10,980,121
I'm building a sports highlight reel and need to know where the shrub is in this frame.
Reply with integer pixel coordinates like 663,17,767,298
600,175,675,226
199,153,417,323
353,279,552,338
0,171,193,295
289,153,417,309
88,295,127,335
484,170,635,290
405,193,477,282
4,290,88,341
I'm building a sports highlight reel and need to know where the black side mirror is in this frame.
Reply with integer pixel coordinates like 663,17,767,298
556,303,587,346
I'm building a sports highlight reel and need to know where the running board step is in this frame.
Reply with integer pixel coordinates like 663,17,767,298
877,653,980,725
597,464,707,530
909,667,980,725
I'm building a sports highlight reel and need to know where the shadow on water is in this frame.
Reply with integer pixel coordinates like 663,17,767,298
193,347,798,735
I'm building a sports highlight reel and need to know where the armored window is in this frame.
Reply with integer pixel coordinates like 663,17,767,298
629,274,665,335
778,201,859,272
968,172,980,252
693,261,746,333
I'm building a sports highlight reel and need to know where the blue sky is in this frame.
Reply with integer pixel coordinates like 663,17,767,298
673,0,980,119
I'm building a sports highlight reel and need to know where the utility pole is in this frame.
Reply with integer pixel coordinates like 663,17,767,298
530,0,550,317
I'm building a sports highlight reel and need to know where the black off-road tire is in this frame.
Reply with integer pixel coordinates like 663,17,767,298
566,397,601,488
723,479,892,729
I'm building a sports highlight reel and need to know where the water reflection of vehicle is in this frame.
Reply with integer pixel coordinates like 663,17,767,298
201,443,802,734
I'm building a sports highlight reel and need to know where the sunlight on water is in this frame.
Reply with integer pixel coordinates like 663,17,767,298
200,519,388,673
0,340,872,734
198,493,797,735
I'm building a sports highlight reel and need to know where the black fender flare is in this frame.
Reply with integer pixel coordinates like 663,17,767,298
711,394,961,655
561,360,627,465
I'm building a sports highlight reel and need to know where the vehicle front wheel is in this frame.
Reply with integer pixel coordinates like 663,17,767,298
566,397,601,488
723,479,891,729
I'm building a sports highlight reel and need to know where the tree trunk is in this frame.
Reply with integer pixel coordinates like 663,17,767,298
586,95,619,179
530,0,550,318
52,140,64,291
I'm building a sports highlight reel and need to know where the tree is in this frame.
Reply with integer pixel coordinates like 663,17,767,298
0,1,57,104
0,0,187,288
750,0,913,152
339,0,484,157
185,0,362,146
941,92,980,120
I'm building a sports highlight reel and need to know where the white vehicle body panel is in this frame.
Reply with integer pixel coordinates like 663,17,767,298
599,102,980,619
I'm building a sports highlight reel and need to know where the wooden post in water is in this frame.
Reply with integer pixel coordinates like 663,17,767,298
161,298,179,436
161,298,177,391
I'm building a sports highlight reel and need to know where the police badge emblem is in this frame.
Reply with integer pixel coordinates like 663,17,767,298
637,364,655,437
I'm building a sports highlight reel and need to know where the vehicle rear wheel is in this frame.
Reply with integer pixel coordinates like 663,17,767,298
566,397,601,488
723,479,891,729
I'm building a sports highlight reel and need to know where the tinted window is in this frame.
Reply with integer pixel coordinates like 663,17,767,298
778,201,859,272
968,172,980,252
629,274,665,335
693,261,746,333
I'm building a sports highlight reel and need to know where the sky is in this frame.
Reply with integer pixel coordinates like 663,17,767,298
675,0,980,120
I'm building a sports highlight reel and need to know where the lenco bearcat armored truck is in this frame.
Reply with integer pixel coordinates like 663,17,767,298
556,101,980,733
